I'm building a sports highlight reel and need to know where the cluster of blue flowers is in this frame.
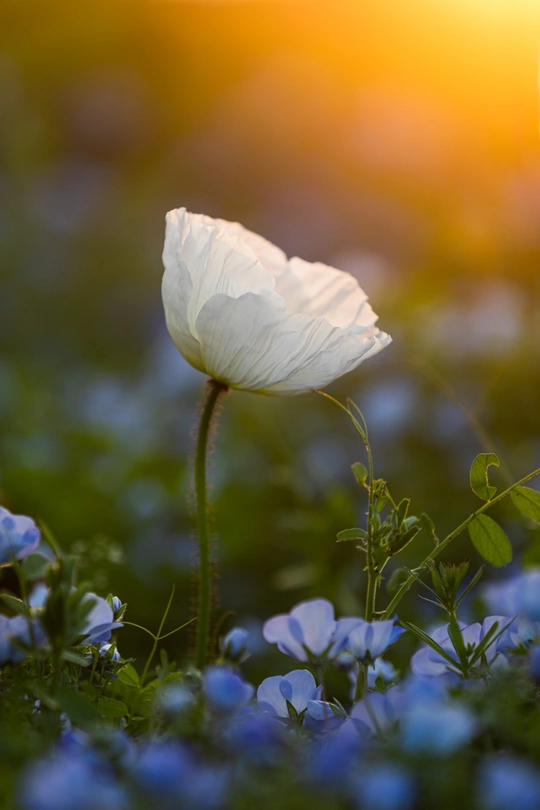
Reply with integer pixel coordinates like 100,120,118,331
4,502,540,810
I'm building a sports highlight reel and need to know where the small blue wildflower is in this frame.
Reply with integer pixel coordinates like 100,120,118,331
226,708,285,763
203,665,254,714
352,763,415,810
19,750,126,810
529,643,540,682
111,596,122,613
411,617,510,677
478,755,540,810
304,733,362,786
0,615,47,664
344,655,397,700
0,505,40,564
159,683,194,715
344,690,398,739
98,642,120,662
303,699,344,733
485,570,540,623
400,701,476,754
262,598,338,662
337,618,405,663
133,741,192,799
80,594,123,644
257,669,321,721
220,627,249,663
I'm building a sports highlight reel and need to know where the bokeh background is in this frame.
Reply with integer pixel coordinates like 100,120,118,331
2,0,540,684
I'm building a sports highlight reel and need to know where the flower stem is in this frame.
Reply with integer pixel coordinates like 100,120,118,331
364,434,377,621
381,466,540,619
195,379,227,670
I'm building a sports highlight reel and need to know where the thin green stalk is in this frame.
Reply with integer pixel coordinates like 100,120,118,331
140,584,176,686
195,379,227,670
363,433,377,621
382,467,540,619
316,390,378,620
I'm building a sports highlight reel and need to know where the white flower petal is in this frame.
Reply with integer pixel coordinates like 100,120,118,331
274,257,378,332
162,209,391,394
194,292,389,394
163,209,274,332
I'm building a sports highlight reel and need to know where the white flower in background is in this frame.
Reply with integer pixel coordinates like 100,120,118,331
162,209,391,395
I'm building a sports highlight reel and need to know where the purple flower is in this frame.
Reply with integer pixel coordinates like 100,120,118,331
263,598,338,662
257,669,322,720
203,665,254,714
0,506,40,564
337,618,405,663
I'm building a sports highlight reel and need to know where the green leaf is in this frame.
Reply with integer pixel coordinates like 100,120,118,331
468,514,512,567
470,453,499,501
511,486,540,524
420,513,435,536
337,528,367,542
0,594,26,614
62,650,90,666
386,568,410,593
56,687,100,728
351,462,368,487
400,621,458,667
97,697,129,718
20,553,51,583
117,663,140,687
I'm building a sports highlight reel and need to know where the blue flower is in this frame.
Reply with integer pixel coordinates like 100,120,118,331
220,627,249,662
159,683,194,715
478,755,540,810
226,709,285,763
400,701,476,754
0,505,40,564
344,690,398,739
411,617,510,677
133,742,228,808
337,617,405,663
133,741,191,799
529,643,540,682
203,665,254,714
80,593,122,644
303,699,344,733
352,764,415,810
19,750,126,810
110,596,122,613
485,569,540,623
0,615,46,664
257,669,321,721
98,642,120,662
304,733,362,786
263,598,338,662
343,655,397,700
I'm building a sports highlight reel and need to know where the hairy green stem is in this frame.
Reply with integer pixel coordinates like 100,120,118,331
195,379,227,670
382,467,540,619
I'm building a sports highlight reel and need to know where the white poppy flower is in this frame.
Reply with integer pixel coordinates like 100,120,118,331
162,209,391,395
